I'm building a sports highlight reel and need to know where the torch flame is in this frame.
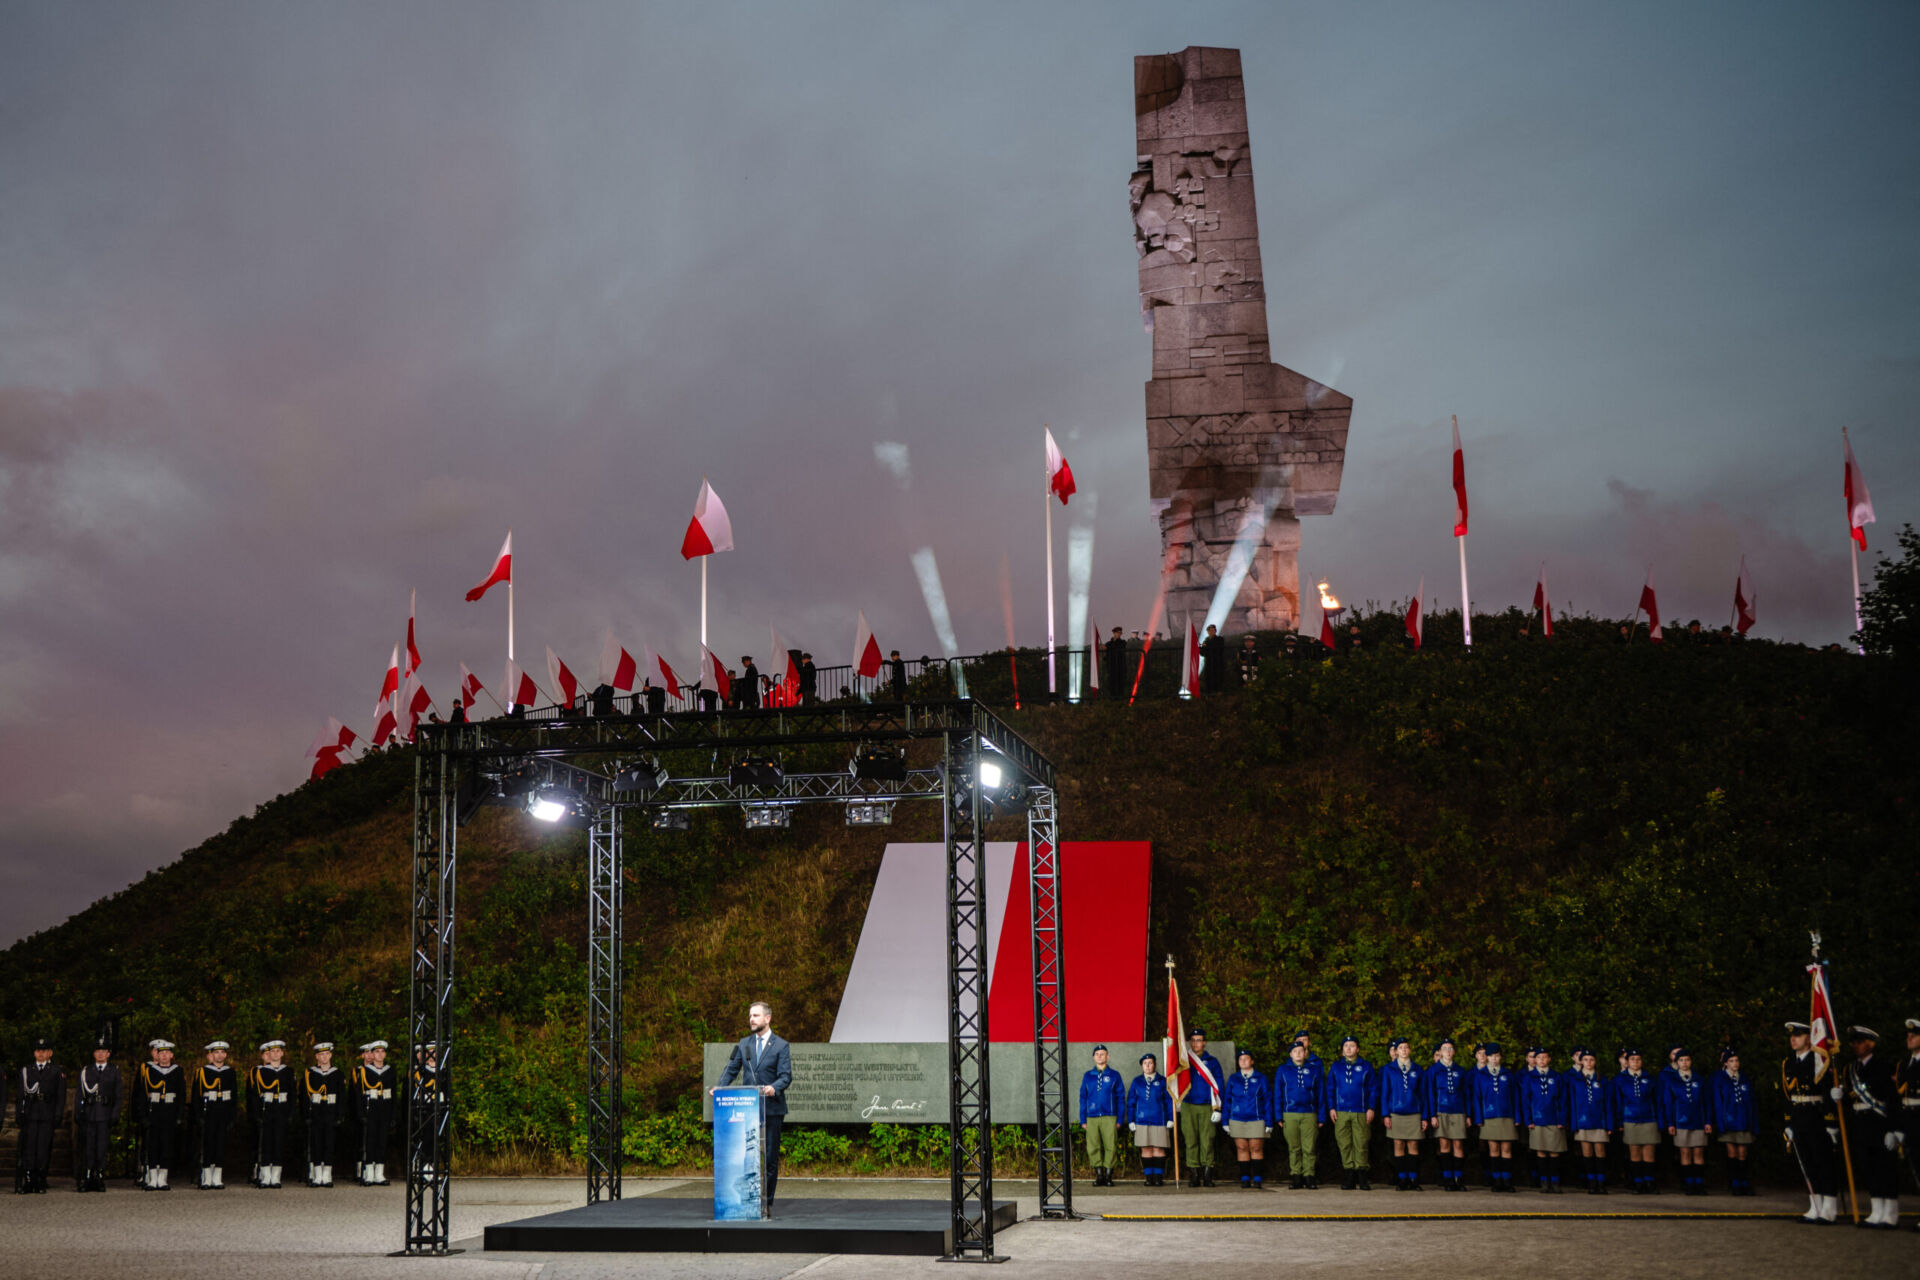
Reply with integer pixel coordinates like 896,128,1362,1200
1317,579,1341,611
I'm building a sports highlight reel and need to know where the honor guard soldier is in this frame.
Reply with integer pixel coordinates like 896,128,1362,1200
301,1041,346,1187
1222,1049,1273,1189
1899,1019,1920,1232
1424,1038,1473,1191
1521,1046,1570,1192
411,1043,446,1176
1177,1028,1225,1187
1709,1048,1757,1196
1273,1040,1327,1189
1658,1046,1710,1195
1077,1045,1125,1186
351,1040,397,1185
249,1040,295,1188
1325,1034,1378,1190
132,1039,184,1190
1845,1026,1902,1229
13,1036,64,1194
1471,1043,1520,1192
192,1041,238,1189
1613,1047,1660,1194
1125,1053,1174,1186
1780,1021,1841,1224
74,1030,123,1192
1380,1038,1428,1191
1567,1048,1616,1195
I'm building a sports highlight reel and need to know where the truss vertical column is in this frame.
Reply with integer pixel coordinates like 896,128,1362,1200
585,806,625,1203
1027,785,1075,1219
405,744,457,1254
943,729,999,1260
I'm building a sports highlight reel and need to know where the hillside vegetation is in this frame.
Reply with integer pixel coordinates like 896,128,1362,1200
4,613,1914,1179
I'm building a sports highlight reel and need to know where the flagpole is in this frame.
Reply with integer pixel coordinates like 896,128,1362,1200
1850,536,1864,655
701,556,709,651
1811,934,1862,1223
1045,475,1057,697
1165,954,1179,1187
1457,535,1472,649
507,527,514,663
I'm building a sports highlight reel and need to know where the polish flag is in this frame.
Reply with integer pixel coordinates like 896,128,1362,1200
307,719,354,773
375,646,400,711
1087,619,1101,696
1532,567,1554,638
370,696,398,749
1638,571,1663,642
599,631,638,693
1320,608,1336,650
1044,427,1076,504
1807,962,1840,1057
503,660,541,712
546,647,580,709
1844,430,1875,550
680,478,734,559
404,590,422,678
1733,557,1757,635
1164,969,1189,1102
1180,615,1200,698
309,749,345,780
332,720,358,753
1451,416,1470,538
466,532,512,602
458,662,486,710
400,675,435,741
1405,578,1424,650
769,625,801,706
701,645,732,704
854,611,884,679
646,645,686,704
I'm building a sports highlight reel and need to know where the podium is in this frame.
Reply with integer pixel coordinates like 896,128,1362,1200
710,1087,766,1221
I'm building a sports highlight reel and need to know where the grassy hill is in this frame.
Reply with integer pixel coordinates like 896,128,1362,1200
4,612,1914,1178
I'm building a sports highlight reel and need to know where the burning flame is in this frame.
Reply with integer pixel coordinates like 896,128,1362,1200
1317,579,1341,612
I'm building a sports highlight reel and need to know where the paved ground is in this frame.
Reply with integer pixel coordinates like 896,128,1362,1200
6,1177,1916,1279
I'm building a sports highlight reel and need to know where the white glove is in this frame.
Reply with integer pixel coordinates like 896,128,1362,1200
1831,1087,1845,1101
1263,1127,1272,1138
1129,1123,1137,1133
1211,1110,1221,1125
1827,1127,1840,1143
1886,1132,1902,1152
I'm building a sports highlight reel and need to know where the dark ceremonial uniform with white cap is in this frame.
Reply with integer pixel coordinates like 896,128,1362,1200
351,1043,398,1185
192,1045,238,1189
301,1043,346,1186
1845,1028,1900,1211
74,1035,123,1192
13,1040,65,1194
410,1046,446,1175
249,1043,295,1187
1780,1021,1839,1215
131,1043,184,1189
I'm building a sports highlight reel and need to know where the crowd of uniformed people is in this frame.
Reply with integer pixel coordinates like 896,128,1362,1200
8,1030,436,1194
1079,1020,1920,1228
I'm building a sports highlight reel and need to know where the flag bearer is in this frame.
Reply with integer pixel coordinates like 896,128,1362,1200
1178,1028,1225,1187
1126,1053,1174,1187
1899,1019,1920,1233
1471,1043,1520,1192
301,1040,346,1187
351,1040,398,1185
1709,1048,1757,1196
1567,1048,1615,1194
250,1040,295,1188
1846,1026,1902,1228
1657,1046,1711,1195
1274,1040,1327,1189
132,1039,184,1190
192,1041,237,1190
1222,1049,1272,1189
1079,1045,1126,1187
1423,1038,1472,1191
74,1030,122,1192
13,1036,63,1194
1521,1046,1570,1192
1613,1047,1660,1194
1325,1034,1378,1190
1380,1038,1428,1191
1780,1021,1840,1224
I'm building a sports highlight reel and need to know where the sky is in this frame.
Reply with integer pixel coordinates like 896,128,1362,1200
2,1,1916,945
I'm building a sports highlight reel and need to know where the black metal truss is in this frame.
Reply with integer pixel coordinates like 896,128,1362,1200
943,726,997,1260
585,809,624,1204
404,750,456,1254
1026,785,1076,1220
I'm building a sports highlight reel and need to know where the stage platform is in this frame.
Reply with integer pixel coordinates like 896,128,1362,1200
482,1196,1020,1255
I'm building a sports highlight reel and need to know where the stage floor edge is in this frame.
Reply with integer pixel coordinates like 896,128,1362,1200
483,1196,1021,1255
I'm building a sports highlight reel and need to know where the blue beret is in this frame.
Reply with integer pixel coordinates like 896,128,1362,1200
1187,1027,1206,1040
1669,1044,1690,1058
1139,1052,1157,1064
1570,1045,1589,1059
1622,1046,1643,1058
1339,1034,1359,1048
1236,1047,1255,1060
1091,1044,1109,1055
1388,1037,1408,1051
1436,1037,1455,1050
1719,1046,1737,1064
1481,1042,1502,1055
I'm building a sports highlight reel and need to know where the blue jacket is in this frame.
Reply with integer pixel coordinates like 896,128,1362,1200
1223,1069,1272,1126
1181,1052,1226,1105
1380,1061,1428,1117
1566,1070,1615,1131
1424,1060,1472,1116
1708,1069,1756,1134
1611,1069,1658,1125
1079,1067,1126,1121
1471,1066,1520,1123
1273,1059,1326,1120
1126,1073,1174,1126
719,1032,793,1116
1325,1056,1378,1114
1520,1068,1570,1128
1657,1069,1710,1130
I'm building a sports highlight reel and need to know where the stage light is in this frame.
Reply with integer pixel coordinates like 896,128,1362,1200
845,801,894,827
743,804,791,830
527,796,567,823
652,810,690,831
978,759,1005,791
851,744,907,782
730,755,783,789
614,758,669,796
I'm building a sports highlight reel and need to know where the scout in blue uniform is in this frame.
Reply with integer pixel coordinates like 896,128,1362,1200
1273,1041,1327,1189
1078,1045,1126,1186
1380,1038,1428,1191
1126,1053,1175,1187
1657,1045,1711,1195
1423,1038,1472,1191
1612,1047,1660,1193
1567,1047,1615,1194
1222,1049,1272,1189
1471,1043,1520,1192
1521,1047,1570,1192
1325,1034,1378,1190
1178,1029,1226,1187
1708,1047,1757,1196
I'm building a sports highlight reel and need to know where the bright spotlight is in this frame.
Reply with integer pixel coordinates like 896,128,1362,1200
527,796,567,823
845,801,894,827
743,805,792,830
978,759,1005,791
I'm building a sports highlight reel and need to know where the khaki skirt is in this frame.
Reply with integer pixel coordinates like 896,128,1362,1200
1433,1113,1468,1140
1132,1124,1172,1147
1226,1120,1267,1140
1480,1118,1519,1141
1622,1122,1659,1145
1575,1129,1610,1144
1672,1127,1707,1148
1528,1125,1568,1153
1386,1113,1424,1140
1719,1130,1755,1145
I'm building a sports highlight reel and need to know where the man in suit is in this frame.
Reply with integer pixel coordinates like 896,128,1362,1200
712,1001,792,1207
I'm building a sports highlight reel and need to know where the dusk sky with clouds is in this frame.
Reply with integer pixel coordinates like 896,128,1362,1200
3,0,1915,945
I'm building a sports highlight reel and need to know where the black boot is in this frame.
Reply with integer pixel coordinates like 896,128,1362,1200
1290,1174,1304,1190
1342,1170,1356,1190
1357,1168,1371,1191
1201,1165,1215,1188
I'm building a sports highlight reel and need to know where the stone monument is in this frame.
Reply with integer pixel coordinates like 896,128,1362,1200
1131,46,1350,632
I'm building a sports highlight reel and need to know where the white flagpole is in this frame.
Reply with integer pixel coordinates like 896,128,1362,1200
1045,470,1057,697
507,527,515,663
1457,535,1472,649
1851,536,1864,654
701,556,709,651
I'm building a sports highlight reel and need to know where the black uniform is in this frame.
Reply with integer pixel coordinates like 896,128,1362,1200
410,1056,446,1174
1782,1048,1840,1197
193,1062,238,1187
1848,1050,1900,1200
131,1059,184,1187
1103,636,1129,696
249,1063,296,1184
74,1059,123,1191
14,1056,65,1193
1200,631,1227,693
798,656,817,703
889,654,908,700
352,1061,399,1183
302,1062,347,1182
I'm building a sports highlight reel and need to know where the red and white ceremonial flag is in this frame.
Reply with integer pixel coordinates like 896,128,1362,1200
1180,615,1201,697
400,675,434,741
1451,416,1470,537
1806,962,1840,1056
370,695,398,749
309,749,344,780
1533,566,1554,638
546,647,580,709
1164,970,1189,1101
854,611,884,680
466,531,513,601
458,662,486,710
503,659,542,712
768,625,801,706
1733,557,1757,636
1320,605,1337,650
646,645,686,704
1637,570,1663,642
405,590,422,678
332,719,358,752
307,719,354,777
1044,426,1076,505
680,478,735,559
599,631,638,693
1405,577,1424,650
700,645,732,703
375,645,400,711
1843,429,1875,550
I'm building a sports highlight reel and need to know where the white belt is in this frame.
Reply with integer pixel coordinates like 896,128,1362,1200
207,1091,231,1101
1903,1098,1920,1107
311,1094,336,1105
1852,1103,1882,1112
150,1092,177,1103
261,1092,288,1103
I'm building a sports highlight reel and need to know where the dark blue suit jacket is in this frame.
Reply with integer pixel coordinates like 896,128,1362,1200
720,1033,793,1116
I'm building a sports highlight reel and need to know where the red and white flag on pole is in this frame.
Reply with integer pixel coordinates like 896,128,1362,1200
1844,430,1875,550
700,645,732,704
853,611,884,679
1320,607,1337,649
546,647,580,709
1164,970,1189,1102
370,696,398,749
375,645,400,711
458,662,486,710
1044,426,1076,504
1405,577,1424,650
1807,962,1840,1057
503,660,541,712
646,645,686,704
1180,615,1201,697
680,478,735,559
405,590,422,678
599,631,638,692
466,532,513,601
399,675,434,741
1451,416,1470,538
1533,567,1554,637
1733,557,1757,635
1637,571,1663,642
306,718,355,778
766,624,800,706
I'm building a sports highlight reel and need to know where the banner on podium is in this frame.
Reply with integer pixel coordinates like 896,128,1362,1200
711,1087,764,1221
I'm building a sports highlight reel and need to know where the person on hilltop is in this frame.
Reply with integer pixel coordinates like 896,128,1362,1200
1326,1034,1377,1190
1103,627,1129,696
1078,1044,1126,1187
1221,1048,1273,1189
1126,1053,1175,1187
1200,624,1227,694
1237,635,1260,685
1709,1047,1757,1196
192,1040,237,1191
